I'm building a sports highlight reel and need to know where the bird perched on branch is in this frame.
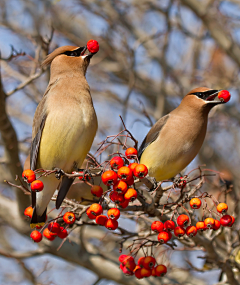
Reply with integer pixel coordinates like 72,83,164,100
138,87,230,182
27,42,99,228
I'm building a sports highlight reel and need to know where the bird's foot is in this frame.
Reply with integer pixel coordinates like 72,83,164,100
54,168,65,180
77,168,92,182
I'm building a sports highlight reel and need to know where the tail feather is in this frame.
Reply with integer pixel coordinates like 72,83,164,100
30,207,47,229
56,176,74,209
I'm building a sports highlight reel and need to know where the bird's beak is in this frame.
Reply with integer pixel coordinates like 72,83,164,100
205,90,225,104
81,46,94,58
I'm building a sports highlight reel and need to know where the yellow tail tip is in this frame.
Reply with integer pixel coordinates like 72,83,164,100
30,222,45,229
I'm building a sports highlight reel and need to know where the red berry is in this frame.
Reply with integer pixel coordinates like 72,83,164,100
113,180,128,194
142,256,156,269
31,180,44,192
204,217,215,229
30,230,42,242
96,215,108,226
105,219,118,230
186,225,197,237
86,207,96,219
58,227,68,239
78,171,91,181
22,169,36,183
101,170,118,185
24,206,33,218
196,221,206,231
124,188,137,202
138,257,145,268
119,254,128,263
133,164,148,179
63,212,76,224
119,199,129,209
122,265,134,276
151,221,164,233
220,215,232,227
177,214,189,227
158,231,172,243
128,163,138,172
155,264,167,277
126,176,135,186
140,268,151,278
109,191,125,204
43,228,56,241
189,198,202,209
212,219,221,230
88,203,103,216
87,39,99,54
218,90,231,103
91,185,103,197
217,203,228,214
110,156,124,169
118,166,133,182
107,208,120,220
125,147,138,159
134,266,143,279
123,256,136,271
228,216,235,227
48,222,60,234
164,220,175,232
174,226,185,238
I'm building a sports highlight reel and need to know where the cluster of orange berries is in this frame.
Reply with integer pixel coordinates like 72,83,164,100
24,206,76,243
22,169,44,192
119,254,167,279
151,201,234,243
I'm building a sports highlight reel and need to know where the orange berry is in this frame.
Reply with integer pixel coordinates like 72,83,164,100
212,219,221,230
91,185,103,197
113,180,128,194
121,265,134,276
48,222,60,234
140,267,151,278
101,170,118,185
196,221,206,231
123,256,136,271
124,188,137,202
128,163,138,172
110,156,124,169
30,230,42,243
177,214,189,227
133,164,148,178
118,166,133,182
142,256,156,269
24,206,33,218
43,228,56,241
158,231,172,243
96,215,108,226
119,199,129,208
109,191,125,204
189,198,201,209
63,212,76,224
58,227,68,239
105,219,118,230
22,169,36,183
155,264,167,277
220,215,232,227
204,217,215,229
89,203,103,216
31,180,44,192
228,216,235,227
164,220,175,232
217,202,228,214
86,207,96,219
186,225,197,237
174,226,185,238
151,221,164,233
138,257,145,268
125,147,138,159
134,266,143,279
107,208,120,220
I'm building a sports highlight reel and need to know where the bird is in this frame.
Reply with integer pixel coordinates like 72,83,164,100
27,44,98,228
138,87,227,182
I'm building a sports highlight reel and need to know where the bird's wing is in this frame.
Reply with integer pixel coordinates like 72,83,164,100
138,114,170,159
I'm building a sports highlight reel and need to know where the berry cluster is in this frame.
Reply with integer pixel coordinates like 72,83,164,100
119,255,167,279
22,169,44,192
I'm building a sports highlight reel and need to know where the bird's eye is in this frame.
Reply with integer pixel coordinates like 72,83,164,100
69,51,79,57
63,48,84,57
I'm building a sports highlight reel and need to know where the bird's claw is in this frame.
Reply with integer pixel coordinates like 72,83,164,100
54,168,65,180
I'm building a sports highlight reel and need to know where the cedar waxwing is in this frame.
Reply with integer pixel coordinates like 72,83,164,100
28,45,98,228
138,87,227,182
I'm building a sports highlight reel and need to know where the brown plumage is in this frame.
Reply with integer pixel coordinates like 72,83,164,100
139,87,225,181
27,44,98,228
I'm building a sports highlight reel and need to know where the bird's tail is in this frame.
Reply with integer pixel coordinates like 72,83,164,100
30,207,47,229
